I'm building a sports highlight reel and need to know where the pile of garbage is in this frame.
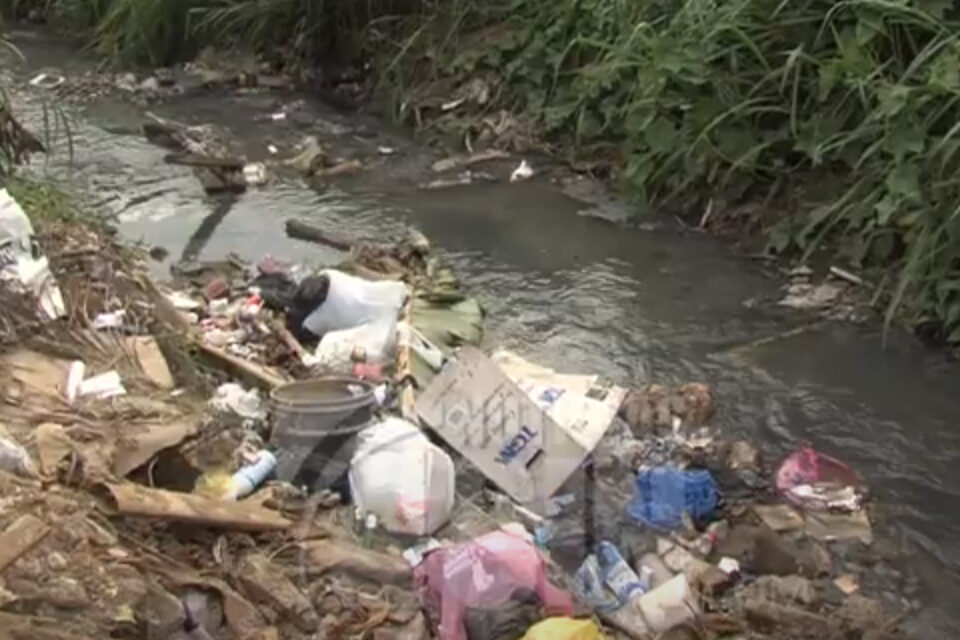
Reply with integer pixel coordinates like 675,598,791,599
0,180,913,640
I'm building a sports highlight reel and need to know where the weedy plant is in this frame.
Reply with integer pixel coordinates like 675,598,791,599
374,0,960,344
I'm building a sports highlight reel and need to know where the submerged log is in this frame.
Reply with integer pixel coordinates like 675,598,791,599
285,219,354,251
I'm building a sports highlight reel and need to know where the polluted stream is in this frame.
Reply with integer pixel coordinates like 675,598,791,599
6,30,960,638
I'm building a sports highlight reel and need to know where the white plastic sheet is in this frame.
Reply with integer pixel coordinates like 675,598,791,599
301,269,407,337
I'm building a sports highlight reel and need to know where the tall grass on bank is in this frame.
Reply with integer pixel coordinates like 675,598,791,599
377,0,960,344
1,0,433,64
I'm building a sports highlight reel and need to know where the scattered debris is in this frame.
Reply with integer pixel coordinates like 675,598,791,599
243,162,268,186
77,369,126,399
779,281,843,310
91,309,126,330
283,136,326,175
510,159,534,182
620,382,714,437
804,509,873,544
315,158,363,178
29,73,66,89
834,574,860,595
0,139,915,640
431,149,509,173
776,446,865,511
210,382,266,421
830,265,863,286
753,504,805,532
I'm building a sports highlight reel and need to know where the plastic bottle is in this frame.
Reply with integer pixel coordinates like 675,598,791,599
597,541,646,603
362,513,378,548
224,450,276,500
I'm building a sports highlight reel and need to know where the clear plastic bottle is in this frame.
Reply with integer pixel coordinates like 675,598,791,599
597,541,646,603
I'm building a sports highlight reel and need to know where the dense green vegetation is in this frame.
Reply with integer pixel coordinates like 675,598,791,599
4,0,960,344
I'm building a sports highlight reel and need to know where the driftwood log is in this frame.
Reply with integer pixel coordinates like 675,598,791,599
143,112,245,193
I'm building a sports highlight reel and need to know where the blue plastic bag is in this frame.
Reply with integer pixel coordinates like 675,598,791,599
627,466,718,530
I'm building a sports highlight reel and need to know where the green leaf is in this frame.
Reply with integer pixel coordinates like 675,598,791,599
767,224,793,254
871,233,896,261
877,84,911,118
875,196,897,225
947,324,960,344
818,61,841,101
715,127,758,163
916,0,952,19
928,48,960,91
644,116,677,153
897,209,924,227
855,9,885,46
946,300,960,326
883,122,925,161
885,163,921,201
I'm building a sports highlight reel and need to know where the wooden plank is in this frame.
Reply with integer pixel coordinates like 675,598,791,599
0,515,50,573
101,482,291,532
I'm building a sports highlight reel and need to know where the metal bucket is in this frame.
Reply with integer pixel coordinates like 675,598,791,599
270,378,376,488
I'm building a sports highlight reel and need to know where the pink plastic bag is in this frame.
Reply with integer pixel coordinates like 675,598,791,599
415,530,574,640
775,446,864,511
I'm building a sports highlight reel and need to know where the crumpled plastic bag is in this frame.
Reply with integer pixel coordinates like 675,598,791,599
522,618,604,640
0,185,65,320
299,269,407,337
775,446,864,511
415,530,573,640
627,466,717,530
462,587,542,640
210,383,265,421
349,417,455,536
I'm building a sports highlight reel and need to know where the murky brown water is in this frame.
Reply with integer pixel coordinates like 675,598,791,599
6,30,960,637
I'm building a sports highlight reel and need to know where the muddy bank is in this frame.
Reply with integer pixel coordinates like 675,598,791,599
1,30,959,638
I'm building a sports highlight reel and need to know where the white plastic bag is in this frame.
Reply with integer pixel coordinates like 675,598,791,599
349,417,455,536
0,425,36,477
301,269,407,337
312,315,397,374
0,187,65,320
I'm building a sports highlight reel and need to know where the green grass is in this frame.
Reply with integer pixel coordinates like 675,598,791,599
6,176,81,224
